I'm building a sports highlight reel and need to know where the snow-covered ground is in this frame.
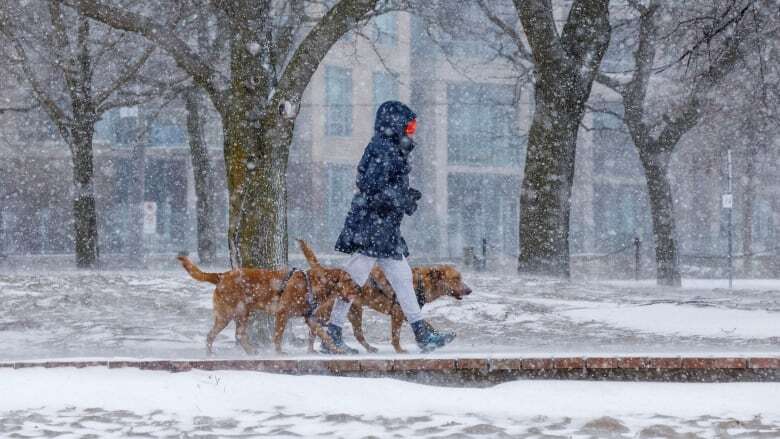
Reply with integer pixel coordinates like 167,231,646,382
1,269,778,437
0,269,778,360
1,367,778,438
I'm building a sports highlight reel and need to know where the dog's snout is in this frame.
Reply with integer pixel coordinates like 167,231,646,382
463,286,473,295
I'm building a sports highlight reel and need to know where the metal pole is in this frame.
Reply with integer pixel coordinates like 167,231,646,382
481,238,487,271
727,148,733,289
634,237,641,281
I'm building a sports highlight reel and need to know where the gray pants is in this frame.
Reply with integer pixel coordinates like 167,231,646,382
329,253,423,327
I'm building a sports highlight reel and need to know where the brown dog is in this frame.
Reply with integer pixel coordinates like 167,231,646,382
177,253,360,355
298,241,472,353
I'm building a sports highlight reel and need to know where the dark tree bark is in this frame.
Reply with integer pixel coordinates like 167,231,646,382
596,0,752,286
72,0,383,268
184,88,217,265
515,0,611,277
638,149,680,286
71,125,99,268
64,10,100,268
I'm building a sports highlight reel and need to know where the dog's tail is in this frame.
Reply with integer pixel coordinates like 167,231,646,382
297,239,321,269
177,256,221,284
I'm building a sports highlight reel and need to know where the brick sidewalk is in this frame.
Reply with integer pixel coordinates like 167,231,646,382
3,356,778,383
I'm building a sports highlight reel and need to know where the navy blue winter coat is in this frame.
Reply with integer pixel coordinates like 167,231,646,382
335,101,421,259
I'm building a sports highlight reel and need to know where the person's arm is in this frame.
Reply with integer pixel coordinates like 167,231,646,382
356,145,390,196
356,145,407,212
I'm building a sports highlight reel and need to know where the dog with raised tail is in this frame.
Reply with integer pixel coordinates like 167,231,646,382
297,240,472,353
177,254,360,356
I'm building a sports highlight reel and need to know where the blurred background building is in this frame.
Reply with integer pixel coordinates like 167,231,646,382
1,11,779,277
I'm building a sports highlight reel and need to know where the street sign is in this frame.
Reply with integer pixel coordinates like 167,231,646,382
722,194,733,209
143,202,157,234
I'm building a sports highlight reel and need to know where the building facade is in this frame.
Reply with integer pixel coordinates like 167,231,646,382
2,11,779,276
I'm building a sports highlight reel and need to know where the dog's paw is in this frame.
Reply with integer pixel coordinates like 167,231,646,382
394,348,408,354
366,346,379,353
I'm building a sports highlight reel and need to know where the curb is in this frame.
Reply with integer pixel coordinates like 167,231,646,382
2,356,779,383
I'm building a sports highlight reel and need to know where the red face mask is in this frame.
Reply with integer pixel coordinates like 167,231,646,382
405,119,417,137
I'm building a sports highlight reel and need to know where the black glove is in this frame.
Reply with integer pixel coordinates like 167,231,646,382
404,188,422,215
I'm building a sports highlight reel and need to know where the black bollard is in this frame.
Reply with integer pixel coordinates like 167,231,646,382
634,237,641,281
481,238,487,271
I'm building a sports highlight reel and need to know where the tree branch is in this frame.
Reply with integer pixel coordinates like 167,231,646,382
560,0,611,76
594,71,625,92
0,22,72,145
0,103,40,114
64,0,228,113
275,0,380,104
515,0,567,70
476,0,531,61
621,0,659,134
93,44,155,108
271,0,305,72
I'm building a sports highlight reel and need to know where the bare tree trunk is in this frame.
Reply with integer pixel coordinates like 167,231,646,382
184,89,217,265
639,149,681,287
515,0,611,278
222,112,292,344
518,86,581,276
71,126,99,268
224,119,291,269
596,1,755,287
220,40,293,270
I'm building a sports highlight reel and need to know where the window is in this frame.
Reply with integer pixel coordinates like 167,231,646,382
374,14,397,46
600,19,635,73
326,165,355,245
436,2,515,60
447,173,519,257
372,71,399,117
325,66,353,137
592,103,642,178
447,83,522,166
150,118,186,147
95,110,118,143
593,183,651,253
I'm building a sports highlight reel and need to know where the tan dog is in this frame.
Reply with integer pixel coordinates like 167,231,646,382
177,253,360,355
298,241,472,353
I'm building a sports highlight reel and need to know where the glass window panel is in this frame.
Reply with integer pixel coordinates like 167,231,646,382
326,165,355,245
374,14,397,46
592,103,642,178
447,83,522,166
372,71,400,117
447,173,519,257
325,66,353,137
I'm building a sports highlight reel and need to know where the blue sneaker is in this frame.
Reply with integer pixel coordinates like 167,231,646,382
411,320,455,352
320,323,359,355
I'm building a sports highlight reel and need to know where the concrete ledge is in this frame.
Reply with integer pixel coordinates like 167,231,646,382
2,357,778,383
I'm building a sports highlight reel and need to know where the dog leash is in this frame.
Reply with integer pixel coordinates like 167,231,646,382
276,268,297,296
303,270,318,320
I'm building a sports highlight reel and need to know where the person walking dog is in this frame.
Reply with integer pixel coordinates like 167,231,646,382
324,100,455,354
